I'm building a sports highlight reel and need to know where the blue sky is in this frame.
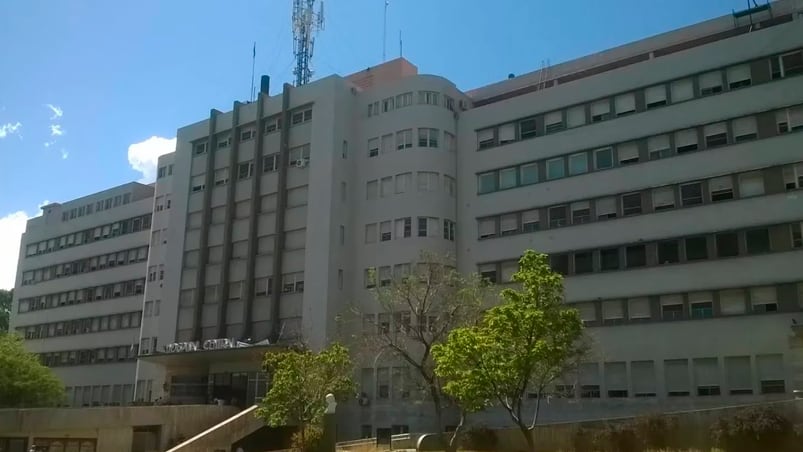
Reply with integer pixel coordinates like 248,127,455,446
0,0,751,287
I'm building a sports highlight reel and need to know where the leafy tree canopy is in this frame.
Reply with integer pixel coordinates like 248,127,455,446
0,333,64,408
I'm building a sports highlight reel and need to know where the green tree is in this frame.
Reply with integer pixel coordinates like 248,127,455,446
255,343,355,451
432,251,588,452
0,333,64,407
0,289,12,333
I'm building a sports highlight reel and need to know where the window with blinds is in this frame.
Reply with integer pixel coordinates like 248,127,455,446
704,122,728,148
500,261,518,283
732,116,758,142
579,363,601,398
750,286,777,312
757,354,785,394
725,356,752,395
628,297,651,320
699,71,723,96
709,175,734,201
726,64,751,89
615,93,636,116
652,186,676,211
577,303,596,323
364,224,377,243
665,359,690,396
499,167,517,190
617,142,639,165
498,123,516,145
478,218,496,239
500,214,518,235
648,134,671,160
661,294,684,320
602,300,624,324
380,221,392,241
694,358,721,396
632,361,656,397
544,111,564,134
522,209,540,232
477,129,494,149
675,128,698,153
605,362,628,397
719,289,746,315
571,201,591,224
590,99,611,122
644,85,667,109
689,291,713,319
567,105,586,128
670,78,694,103
738,171,765,197
569,153,589,175
596,197,617,220
783,163,803,190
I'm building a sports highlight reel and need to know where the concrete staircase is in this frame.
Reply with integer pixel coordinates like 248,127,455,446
166,405,264,452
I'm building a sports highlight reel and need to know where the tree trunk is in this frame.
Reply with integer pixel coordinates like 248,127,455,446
447,411,466,452
429,383,447,449
518,422,535,452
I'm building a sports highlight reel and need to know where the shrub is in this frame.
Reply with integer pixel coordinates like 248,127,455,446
460,425,498,450
592,422,638,452
290,424,323,452
633,414,679,449
710,406,794,452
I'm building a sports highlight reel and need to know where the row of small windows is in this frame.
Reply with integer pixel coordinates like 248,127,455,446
572,283,803,326
17,278,146,313
192,107,312,155
21,245,149,286
479,221,801,280
156,164,174,179
191,145,311,193
64,384,137,408
39,343,139,368
17,310,142,340
176,272,305,307
365,217,455,244
477,104,802,195
477,163,800,239
25,213,152,258
366,172,456,199
360,310,438,336
367,128,456,157
183,229,303,268
475,48,803,150
545,354,785,399
61,192,133,223
185,187,307,230
367,91,456,117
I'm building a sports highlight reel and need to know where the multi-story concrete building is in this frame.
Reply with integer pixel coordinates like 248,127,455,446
9,183,154,407
10,0,803,443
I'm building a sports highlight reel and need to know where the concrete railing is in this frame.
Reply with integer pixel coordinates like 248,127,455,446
167,405,264,452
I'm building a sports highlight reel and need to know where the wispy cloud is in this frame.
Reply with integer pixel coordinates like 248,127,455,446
50,124,64,136
60,149,69,160
45,104,63,120
127,136,176,182
0,122,22,139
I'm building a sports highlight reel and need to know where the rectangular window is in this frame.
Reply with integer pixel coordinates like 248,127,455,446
568,153,588,175
263,154,278,172
566,105,585,128
477,129,494,149
478,218,496,239
621,193,642,216
478,172,496,194
548,205,567,228
732,116,758,142
600,248,619,271
395,217,411,238
594,147,614,169
574,251,593,274
417,217,428,237
546,158,565,180
617,142,639,165
499,167,517,189
443,219,455,241
396,129,413,150
793,223,802,248
605,362,628,397
498,123,515,145
590,99,610,122
675,128,698,153
685,236,709,260
773,50,803,78
670,78,694,103
518,117,539,139
191,175,205,192
783,163,803,190
366,180,378,200
500,214,518,236
381,134,394,154
395,92,413,107
217,135,230,149
625,245,646,268
378,266,392,286
720,289,746,315
240,128,255,141
699,71,723,96
726,356,753,395
694,358,721,396
368,138,379,157
709,175,734,201
380,221,392,242
364,268,376,288
658,240,679,264
194,142,208,155
596,197,616,220
738,171,765,197
237,161,254,180
726,64,751,89
543,111,563,134
444,131,456,152
571,201,591,224
382,97,394,112
418,128,439,148
380,177,393,197
652,186,675,211
644,85,667,109
478,263,497,283
417,171,439,192
628,297,651,320
520,163,538,185
579,363,601,398
395,172,411,193
704,122,728,148
689,291,713,319
716,232,739,257
288,144,310,167
550,254,569,275
757,354,786,394
364,224,377,244
632,361,657,397
522,210,539,232
745,228,771,254
418,91,439,105
614,93,635,116
680,182,703,206
661,294,684,321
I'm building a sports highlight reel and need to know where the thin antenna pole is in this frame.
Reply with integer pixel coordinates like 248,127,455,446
399,29,402,58
250,42,256,101
383,0,389,61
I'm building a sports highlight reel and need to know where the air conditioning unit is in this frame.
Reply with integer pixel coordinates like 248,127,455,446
357,393,371,406
296,158,309,168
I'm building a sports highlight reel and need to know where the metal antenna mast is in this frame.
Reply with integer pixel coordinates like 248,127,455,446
383,0,389,61
292,0,325,86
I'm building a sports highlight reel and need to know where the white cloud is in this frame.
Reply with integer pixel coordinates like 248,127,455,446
0,122,22,138
127,136,176,182
0,211,29,289
60,149,69,159
44,140,55,148
50,124,64,136
45,104,63,120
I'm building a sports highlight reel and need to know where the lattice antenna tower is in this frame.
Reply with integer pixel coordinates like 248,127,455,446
292,0,325,86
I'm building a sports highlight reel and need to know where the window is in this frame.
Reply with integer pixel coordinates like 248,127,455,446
652,186,675,211
783,163,803,190
228,281,243,300
594,147,613,169
444,131,456,152
255,277,271,296
378,266,392,286
689,292,713,319
194,142,208,155
605,362,628,397
417,172,439,192
600,248,619,271
694,358,721,396
566,105,585,128
644,85,667,109
590,99,610,122
418,128,439,148
670,78,694,103
661,294,684,321
443,175,456,197
217,135,230,149
738,171,764,197
719,289,746,315
757,354,786,394
594,197,616,220
647,134,671,160
731,116,758,143
685,236,708,260
498,123,515,145
417,217,438,237
190,175,205,193
478,218,496,239
477,129,494,149
574,251,593,274
380,177,393,197
395,172,412,193
621,193,642,216
368,138,379,157
629,297,651,320
479,263,497,283
745,228,771,254
680,182,703,206
546,158,565,180
625,245,646,268
616,142,639,165
443,219,456,241
704,122,728,148
263,154,278,172
548,205,567,228
515,164,538,187
614,93,635,116
382,97,394,112
288,144,310,167
772,50,803,79
632,361,657,397
237,161,254,180
388,217,409,240
381,134,394,154
396,129,413,150
264,115,281,133
380,221,392,242
366,180,378,200
709,175,734,201
418,90,439,105
658,240,679,264
568,153,588,175
522,210,539,232
699,71,723,96
715,232,739,257
477,172,496,194
579,363,601,398
726,356,753,395
444,95,455,111
395,92,413,107
543,111,562,134
675,128,698,154
498,167,517,189
364,224,377,244
726,64,751,90
793,223,802,248
499,214,518,236
550,254,569,275
570,201,591,224
240,128,255,141
291,108,312,124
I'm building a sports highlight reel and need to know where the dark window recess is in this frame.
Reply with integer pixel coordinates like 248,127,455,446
716,233,740,257
734,132,757,143
662,304,684,321
771,57,782,79
622,193,642,216
608,390,628,398
591,113,610,123
729,79,751,90
745,228,771,254
520,119,538,139
697,386,721,396
680,183,703,206
754,302,778,313
691,302,713,319
545,121,565,134
647,99,667,109
761,380,786,394
781,51,803,77
658,240,680,264
649,148,673,161
677,143,698,154
625,245,647,268
600,248,620,271
480,270,497,284
730,388,753,395
572,207,591,224
668,391,690,397
685,237,708,260
711,187,734,202
550,254,570,276
417,218,427,237
549,206,568,228
705,133,728,148
574,252,594,274
580,385,601,398
635,392,657,398
700,86,723,96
